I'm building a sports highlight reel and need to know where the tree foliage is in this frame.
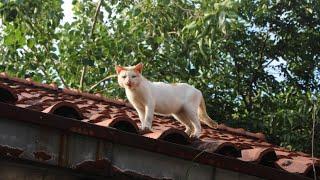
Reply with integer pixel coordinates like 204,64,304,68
0,0,319,155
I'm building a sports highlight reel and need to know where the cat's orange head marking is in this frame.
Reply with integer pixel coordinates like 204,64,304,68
115,65,125,74
134,63,143,74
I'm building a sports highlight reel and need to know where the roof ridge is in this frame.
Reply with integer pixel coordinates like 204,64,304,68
217,124,266,140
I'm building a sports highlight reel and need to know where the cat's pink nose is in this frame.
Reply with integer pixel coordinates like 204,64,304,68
125,81,132,87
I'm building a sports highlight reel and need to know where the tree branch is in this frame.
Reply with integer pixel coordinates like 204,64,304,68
249,32,269,95
311,99,317,180
258,32,269,68
262,59,275,69
54,65,68,88
42,45,69,88
79,0,103,91
90,0,103,39
256,32,269,79
89,74,117,91
79,65,87,91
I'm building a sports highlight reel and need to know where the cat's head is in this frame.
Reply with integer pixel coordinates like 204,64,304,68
115,63,143,90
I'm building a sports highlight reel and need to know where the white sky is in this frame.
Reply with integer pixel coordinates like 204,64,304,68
61,0,75,24
61,0,101,24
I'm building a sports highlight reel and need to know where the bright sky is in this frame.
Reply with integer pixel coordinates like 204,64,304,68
61,0,101,24
61,0,75,24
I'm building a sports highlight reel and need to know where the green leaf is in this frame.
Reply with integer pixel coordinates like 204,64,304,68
27,39,35,49
183,21,197,31
4,34,15,45
82,58,94,66
132,8,141,16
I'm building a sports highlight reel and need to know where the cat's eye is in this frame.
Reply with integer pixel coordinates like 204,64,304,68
132,75,137,78
121,75,126,78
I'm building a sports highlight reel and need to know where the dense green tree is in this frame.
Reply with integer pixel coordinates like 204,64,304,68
0,0,319,156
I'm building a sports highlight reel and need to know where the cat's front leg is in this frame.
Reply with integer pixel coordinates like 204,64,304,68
130,102,147,131
143,103,155,131
136,108,146,129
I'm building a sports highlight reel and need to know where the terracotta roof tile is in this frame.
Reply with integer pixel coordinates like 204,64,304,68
276,158,320,176
42,101,84,120
240,147,278,168
143,127,190,145
95,116,140,134
192,139,241,157
0,83,18,104
0,74,319,179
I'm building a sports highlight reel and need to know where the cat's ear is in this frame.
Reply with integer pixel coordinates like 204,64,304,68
115,65,124,74
134,63,143,74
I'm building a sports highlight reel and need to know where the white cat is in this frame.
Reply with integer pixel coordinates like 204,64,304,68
115,63,218,138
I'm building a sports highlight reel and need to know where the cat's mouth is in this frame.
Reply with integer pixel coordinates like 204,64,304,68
125,83,134,88
125,81,140,89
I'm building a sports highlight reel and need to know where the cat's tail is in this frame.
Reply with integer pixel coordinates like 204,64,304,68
198,97,218,129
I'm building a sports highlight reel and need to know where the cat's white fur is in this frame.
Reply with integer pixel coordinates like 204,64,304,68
116,63,218,138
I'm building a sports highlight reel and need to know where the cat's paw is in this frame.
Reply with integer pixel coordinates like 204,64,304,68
212,122,219,129
184,128,192,136
189,132,200,139
140,127,153,134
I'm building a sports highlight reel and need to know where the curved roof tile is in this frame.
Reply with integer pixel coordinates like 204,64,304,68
192,139,241,157
42,101,84,120
143,127,190,145
276,158,320,175
240,147,278,168
95,116,139,134
0,83,18,104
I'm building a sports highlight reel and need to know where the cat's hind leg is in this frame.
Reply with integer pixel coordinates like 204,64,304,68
184,106,202,138
172,113,194,136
